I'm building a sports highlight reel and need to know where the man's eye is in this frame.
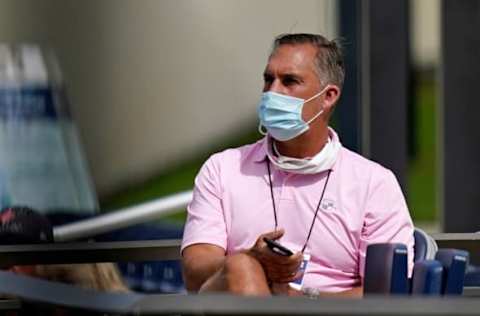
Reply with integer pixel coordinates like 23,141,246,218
283,77,298,86
263,75,273,83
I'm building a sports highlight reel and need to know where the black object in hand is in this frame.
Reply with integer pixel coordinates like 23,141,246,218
263,237,293,256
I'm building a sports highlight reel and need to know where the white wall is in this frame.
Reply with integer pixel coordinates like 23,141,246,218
0,0,337,196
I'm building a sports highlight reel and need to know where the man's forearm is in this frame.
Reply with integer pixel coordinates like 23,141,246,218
182,253,225,291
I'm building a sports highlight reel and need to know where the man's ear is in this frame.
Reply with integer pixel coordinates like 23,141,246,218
322,84,341,113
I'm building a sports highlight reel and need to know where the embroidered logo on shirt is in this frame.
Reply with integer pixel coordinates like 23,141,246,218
321,198,336,211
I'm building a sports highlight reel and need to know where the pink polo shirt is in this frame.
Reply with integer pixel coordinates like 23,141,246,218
181,129,414,292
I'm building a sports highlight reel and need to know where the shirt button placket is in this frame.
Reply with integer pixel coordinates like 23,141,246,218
279,171,294,200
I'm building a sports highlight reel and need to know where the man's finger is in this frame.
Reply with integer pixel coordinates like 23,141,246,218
263,251,302,266
265,262,300,279
274,270,303,283
261,228,285,241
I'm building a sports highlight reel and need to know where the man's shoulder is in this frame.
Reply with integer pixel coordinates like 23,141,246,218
206,138,265,167
338,146,395,180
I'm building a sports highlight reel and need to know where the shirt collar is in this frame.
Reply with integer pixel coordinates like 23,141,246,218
252,137,269,163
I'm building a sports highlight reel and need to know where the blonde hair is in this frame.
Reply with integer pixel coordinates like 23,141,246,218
32,263,129,292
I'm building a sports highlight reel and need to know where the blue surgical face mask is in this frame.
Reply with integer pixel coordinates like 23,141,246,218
257,86,328,141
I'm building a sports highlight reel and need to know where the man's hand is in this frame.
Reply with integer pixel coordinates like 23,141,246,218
247,229,302,283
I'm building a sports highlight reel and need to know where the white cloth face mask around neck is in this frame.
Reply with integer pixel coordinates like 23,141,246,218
266,128,341,174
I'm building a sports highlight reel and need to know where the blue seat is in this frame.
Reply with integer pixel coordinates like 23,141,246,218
464,265,480,286
411,260,443,295
364,231,469,296
364,243,409,294
435,248,469,295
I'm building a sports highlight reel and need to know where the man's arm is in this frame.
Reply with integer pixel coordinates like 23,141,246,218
182,230,302,294
182,243,225,292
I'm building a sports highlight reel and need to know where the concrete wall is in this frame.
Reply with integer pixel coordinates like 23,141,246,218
0,0,337,196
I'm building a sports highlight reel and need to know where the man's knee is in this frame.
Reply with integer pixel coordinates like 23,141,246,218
199,253,270,295
223,253,262,276
222,253,270,295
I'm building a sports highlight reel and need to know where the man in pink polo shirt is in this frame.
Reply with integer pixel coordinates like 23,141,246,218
181,33,414,297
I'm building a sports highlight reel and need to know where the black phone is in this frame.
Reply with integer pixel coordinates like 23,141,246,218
263,237,293,256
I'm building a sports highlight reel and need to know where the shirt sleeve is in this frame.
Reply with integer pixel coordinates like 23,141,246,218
358,168,415,280
181,154,227,254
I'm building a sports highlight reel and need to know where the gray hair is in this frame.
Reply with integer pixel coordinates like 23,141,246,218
270,33,345,89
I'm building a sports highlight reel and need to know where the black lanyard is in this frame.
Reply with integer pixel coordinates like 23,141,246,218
266,160,332,253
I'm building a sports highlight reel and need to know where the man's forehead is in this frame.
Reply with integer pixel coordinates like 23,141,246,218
265,44,317,74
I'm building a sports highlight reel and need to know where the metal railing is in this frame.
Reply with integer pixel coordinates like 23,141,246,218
53,190,192,242
0,240,182,266
2,233,478,267
2,272,480,316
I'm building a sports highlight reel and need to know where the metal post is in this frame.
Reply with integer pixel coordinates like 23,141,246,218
338,0,410,190
337,0,362,153
362,0,410,191
440,0,480,232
